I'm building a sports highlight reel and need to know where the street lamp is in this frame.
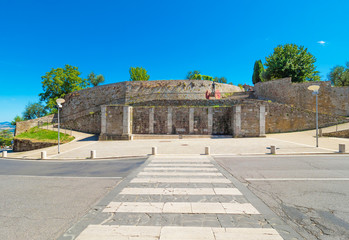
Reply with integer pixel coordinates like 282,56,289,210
308,85,320,147
56,98,65,154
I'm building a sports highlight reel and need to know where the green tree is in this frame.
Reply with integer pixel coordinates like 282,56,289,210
88,72,105,87
11,115,23,126
186,70,202,80
129,67,150,81
214,77,227,83
328,62,349,86
260,69,272,82
23,102,47,120
252,60,264,84
39,65,88,112
264,44,320,82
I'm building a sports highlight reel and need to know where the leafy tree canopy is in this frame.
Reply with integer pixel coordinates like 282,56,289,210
23,102,47,120
264,44,320,82
39,65,88,112
252,60,264,84
129,67,150,81
328,62,349,87
88,72,105,87
11,115,23,126
0,130,13,146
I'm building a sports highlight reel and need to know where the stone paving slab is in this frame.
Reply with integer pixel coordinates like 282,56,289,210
119,187,242,195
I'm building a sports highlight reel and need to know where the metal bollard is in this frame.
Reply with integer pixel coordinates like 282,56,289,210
2,151,7,158
152,147,157,155
339,144,346,153
90,150,96,159
270,145,276,154
205,146,210,155
41,151,47,160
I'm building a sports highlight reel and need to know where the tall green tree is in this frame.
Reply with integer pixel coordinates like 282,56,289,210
39,65,88,112
88,72,105,87
252,60,264,84
264,44,320,82
328,62,349,86
129,67,150,81
23,102,47,120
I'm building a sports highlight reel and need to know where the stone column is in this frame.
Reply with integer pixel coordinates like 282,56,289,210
101,105,107,134
189,108,194,134
233,105,241,137
259,105,266,137
208,108,213,135
149,108,154,134
167,107,172,134
123,106,132,138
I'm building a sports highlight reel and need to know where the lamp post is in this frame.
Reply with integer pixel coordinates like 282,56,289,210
56,98,65,154
308,85,320,147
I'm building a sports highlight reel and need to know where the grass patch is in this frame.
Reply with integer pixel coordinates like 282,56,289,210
15,127,74,143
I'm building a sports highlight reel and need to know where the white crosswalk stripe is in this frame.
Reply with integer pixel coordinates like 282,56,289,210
119,187,242,195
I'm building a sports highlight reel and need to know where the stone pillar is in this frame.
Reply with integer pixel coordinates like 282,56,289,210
208,108,213,135
122,106,132,138
167,107,172,134
339,144,345,153
149,108,154,134
233,105,241,137
189,108,194,134
101,105,107,134
259,105,266,137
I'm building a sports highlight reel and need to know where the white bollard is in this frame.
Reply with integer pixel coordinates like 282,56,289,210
339,144,346,153
91,150,96,159
270,146,276,154
41,151,47,160
152,147,157,155
205,146,210,155
2,151,7,158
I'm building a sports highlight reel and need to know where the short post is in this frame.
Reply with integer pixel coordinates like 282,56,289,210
270,145,276,154
339,144,345,153
41,151,47,160
90,150,96,159
2,151,7,158
152,147,157,155
319,129,322,137
205,146,210,155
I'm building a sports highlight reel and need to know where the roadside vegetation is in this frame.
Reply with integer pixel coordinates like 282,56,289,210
0,130,13,147
15,127,74,143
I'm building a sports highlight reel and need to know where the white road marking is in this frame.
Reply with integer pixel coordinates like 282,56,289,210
131,177,231,183
76,225,283,240
103,202,260,214
119,187,242,195
138,172,223,176
144,167,218,171
245,178,349,181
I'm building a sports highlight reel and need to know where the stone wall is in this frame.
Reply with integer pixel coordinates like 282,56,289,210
254,78,349,116
99,105,132,140
15,114,55,136
59,80,242,134
265,101,347,133
13,139,56,152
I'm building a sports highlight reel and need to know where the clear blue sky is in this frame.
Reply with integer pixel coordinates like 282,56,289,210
1,0,348,122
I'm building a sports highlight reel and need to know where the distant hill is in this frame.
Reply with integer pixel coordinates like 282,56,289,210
0,122,15,133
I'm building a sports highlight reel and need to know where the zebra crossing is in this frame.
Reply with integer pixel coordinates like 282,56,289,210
74,155,284,240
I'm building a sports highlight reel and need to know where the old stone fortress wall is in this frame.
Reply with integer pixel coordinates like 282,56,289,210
16,78,349,139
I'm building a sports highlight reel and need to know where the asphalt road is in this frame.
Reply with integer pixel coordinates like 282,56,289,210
215,155,349,240
0,157,146,240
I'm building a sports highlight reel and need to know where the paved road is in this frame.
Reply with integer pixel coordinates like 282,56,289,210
215,155,349,240
0,157,146,240
59,155,300,240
